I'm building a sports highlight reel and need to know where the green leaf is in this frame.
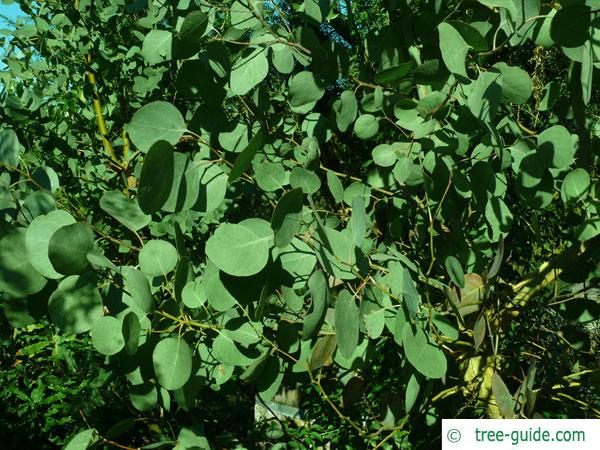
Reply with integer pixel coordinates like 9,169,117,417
26,210,76,279
532,7,556,47
138,141,174,214
231,0,261,30
444,255,465,288
100,191,151,232
229,129,263,182
87,250,117,271
474,313,486,350
48,273,104,334
537,125,575,169
205,223,272,277
550,5,591,48
219,122,251,154
271,43,295,74
138,240,178,277
392,304,409,347
326,171,344,204
485,197,513,241
289,71,325,108
129,383,158,412
582,40,594,105
372,144,397,168
493,62,532,105
448,20,488,52
467,71,502,122
48,223,94,276
20,191,56,222
257,356,284,401
0,128,19,166
64,429,95,450
314,226,357,280
204,261,238,311
0,228,46,297
335,290,360,359
121,266,153,313
308,335,336,371
229,47,269,95
91,316,125,356
222,317,262,346
349,196,368,246
176,10,208,59
271,188,304,248
127,101,186,153
153,337,193,390
405,373,420,414
354,114,379,140
438,22,471,79
254,161,286,192
212,333,261,366
182,279,206,309
374,62,414,85
332,90,358,132
190,160,228,213
278,238,317,289
303,269,329,340
387,262,420,319
175,427,211,450
122,311,141,355
561,168,591,204
402,325,447,379
304,0,329,23
174,255,191,304
491,372,516,418
362,303,384,339
141,29,172,65
432,313,459,340
289,167,321,194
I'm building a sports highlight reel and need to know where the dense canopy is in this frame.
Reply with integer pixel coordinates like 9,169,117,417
1,0,600,448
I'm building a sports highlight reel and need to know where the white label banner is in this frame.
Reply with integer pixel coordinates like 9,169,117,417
442,419,600,450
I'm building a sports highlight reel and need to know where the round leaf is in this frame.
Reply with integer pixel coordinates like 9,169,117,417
537,125,575,169
127,101,186,153
138,240,178,276
91,316,125,356
26,210,76,279
152,337,193,390
254,161,286,192
229,47,269,95
48,223,95,275
48,274,104,334
0,228,47,297
561,168,591,204
182,279,207,308
141,29,172,65
289,168,321,194
205,223,271,277
289,71,325,108
354,114,379,140
372,144,397,168
493,62,532,105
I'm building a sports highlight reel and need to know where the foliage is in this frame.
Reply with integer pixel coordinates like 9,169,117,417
1,0,600,448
